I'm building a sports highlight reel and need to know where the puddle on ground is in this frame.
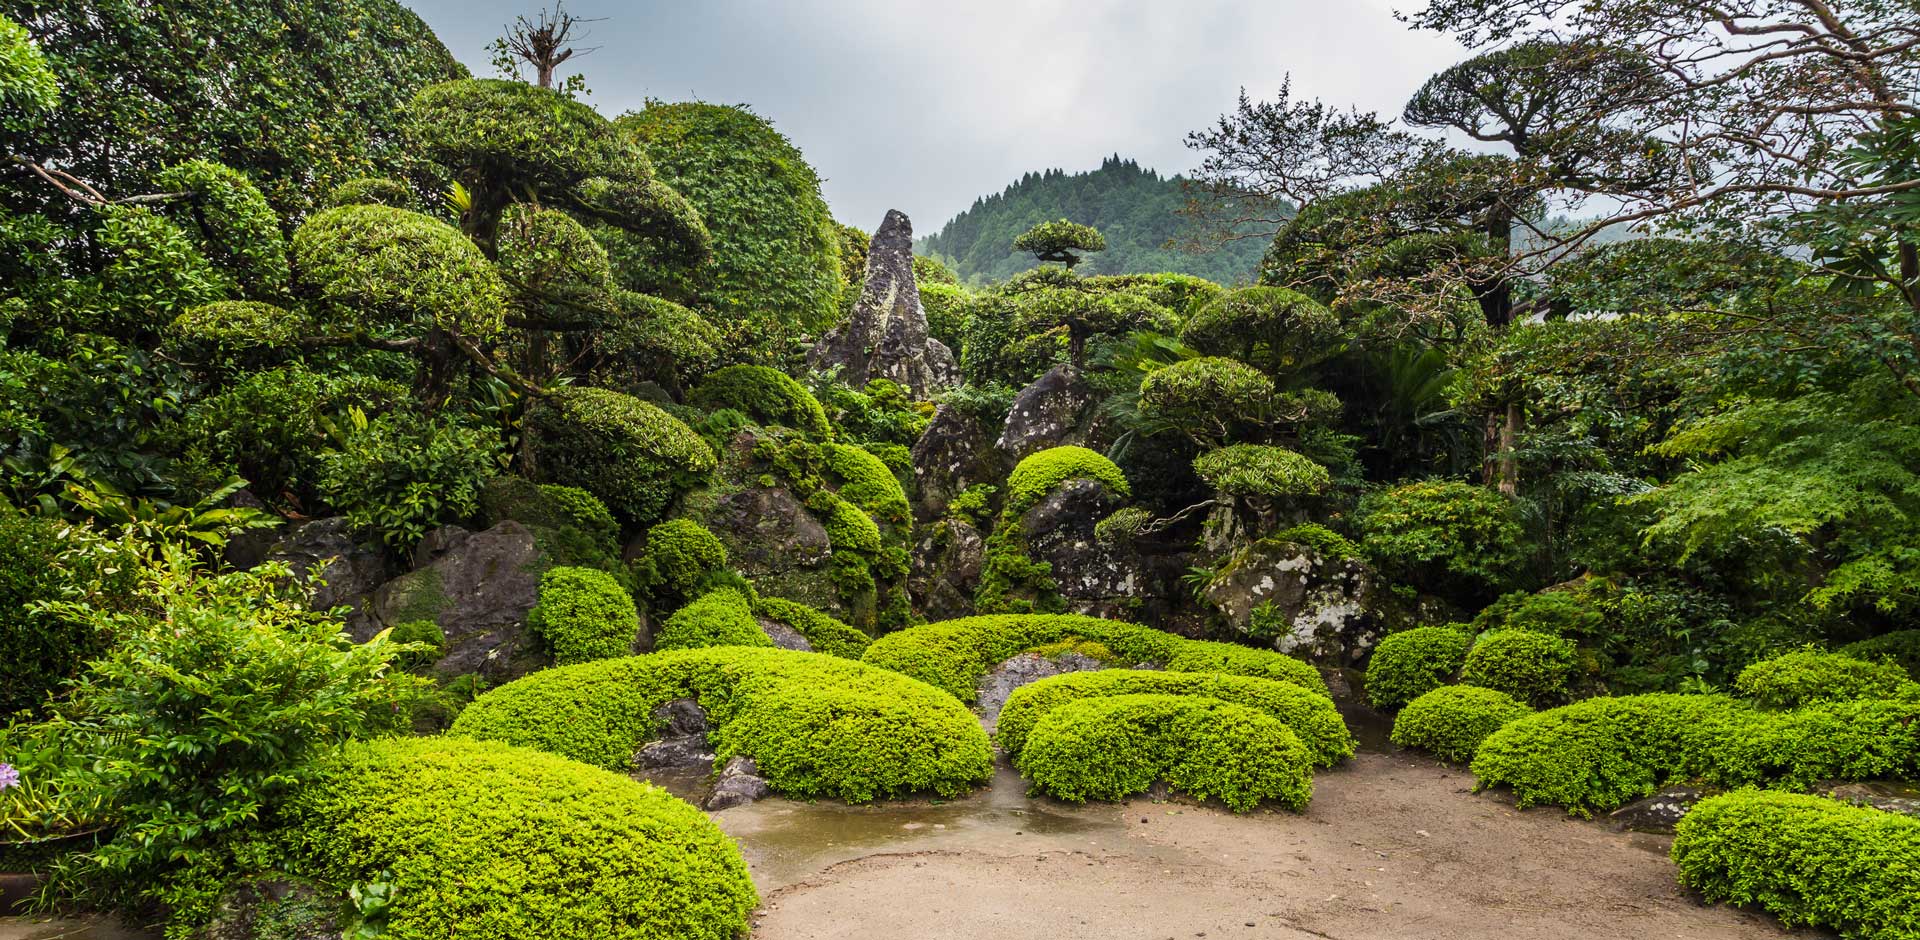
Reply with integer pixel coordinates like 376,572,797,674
0,916,158,940
630,763,714,804
1340,701,1395,754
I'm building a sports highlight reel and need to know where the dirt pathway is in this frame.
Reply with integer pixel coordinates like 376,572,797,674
717,751,1813,940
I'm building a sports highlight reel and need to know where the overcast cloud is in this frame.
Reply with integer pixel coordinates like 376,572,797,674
404,1,1473,233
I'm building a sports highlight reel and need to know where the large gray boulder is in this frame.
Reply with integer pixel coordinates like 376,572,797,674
1021,478,1141,612
808,210,959,398
363,521,549,681
997,364,1097,460
910,404,1010,523
703,484,839,612
908,518,986,621
265,517,386,618
1202,537,1388,666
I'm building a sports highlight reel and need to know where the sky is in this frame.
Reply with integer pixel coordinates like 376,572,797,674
404,1,1476,235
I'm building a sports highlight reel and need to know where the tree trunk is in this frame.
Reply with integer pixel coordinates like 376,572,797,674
1497,402,1521,496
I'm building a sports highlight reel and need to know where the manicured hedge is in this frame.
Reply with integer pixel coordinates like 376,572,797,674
527,566,641,665
652,587,772,652
633,518,729,603
752,595,870,659
1390,685,1533,764
526,386,715,525
1672,790,1920,940
860,614,1328,703
1841,630,1920,678
1460,629,1576,707
1470,693,1920,815
1365,626,1473,711
286,737,756,940
1734,648,1914,709
451,646,992,801
995,671,1353,767
1015,693,1315,812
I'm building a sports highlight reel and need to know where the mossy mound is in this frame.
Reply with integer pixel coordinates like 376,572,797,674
1014,693,1315,812
451,646,992,801
1390,684,1534,764
996,670,1353,767
1366,626,1473,711
1734,648,1915,709
286,736,756,940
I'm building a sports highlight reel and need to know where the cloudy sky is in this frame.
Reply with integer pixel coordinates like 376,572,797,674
405,1,1474,233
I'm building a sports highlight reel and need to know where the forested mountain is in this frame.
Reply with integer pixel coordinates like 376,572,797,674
918,156,1274,286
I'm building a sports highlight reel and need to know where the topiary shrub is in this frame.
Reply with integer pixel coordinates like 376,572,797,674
1390,685,1534,763
1460,629,1577,707
1356,481,1527,605
996,671,1353,767
286,737,756,940
1470,693,1920,816
166,300,307,358
1136,356,1275,441
861,615,1327,703
1003,445,1131,514
633,518,729,606
653,587,771,652
1015,694,1314,812
1840,630,1920,678
322,177,414,210
1192,444,1331,500
291,204,507,339
1179,286,1341,374
1734,648,1915,709
689,365,831,437
527,386,716,524
152,159,289,296
752,595,870,660
451,646,993,801
528,567,641,665
821,442,910,526
1366,626,1474,711
1672,790,1920,940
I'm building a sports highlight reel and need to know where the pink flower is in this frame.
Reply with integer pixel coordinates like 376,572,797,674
0,763,18,791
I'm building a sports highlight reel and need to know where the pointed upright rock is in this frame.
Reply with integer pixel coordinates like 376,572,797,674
809,210,960,397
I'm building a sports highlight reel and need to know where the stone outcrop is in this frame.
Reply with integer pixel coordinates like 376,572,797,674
808,210,959,398
997,364,1098,460
363,521,549,681
908,519,985,621
634,699,715,769
704,756,773,810
1020,479,1141,616
911,404,1010,523
1202,538,1393,666
703,484,838,611
266,517,386,619
976,651,1107,724
1608,787,1704,833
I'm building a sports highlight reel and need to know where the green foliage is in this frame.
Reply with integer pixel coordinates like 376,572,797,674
0,14,58,129
451,646,994,801
1672,790,1920,940
1471,589,1606,640
1137,356,1276,444
751,595,871,660
1366,626,1474,710
813,378,931,449
1356,481,1526,604
495,203,614,314
1265,523,1361,560
150,161,288,297
408,78,643,208
1193,444,1331,499
0,511,132,718
821,442,910,525
1734,649,1914,709
527,386,716,524
166,301,306,359
690,365,831,437
1163,640,1332,695
1014,694,1315,812
93,204,232,332
322,177,415,210
1470,693,1920,815
386,619,445,671
1013,219,1107,266
529,567,640,665
918,157,1270,284
996,671,1352,767
286,737,756,940
653,587,772,652
316,409,502,552
1180,287,1342,374
1460,629,1577,707
292,205,508,339
634,518,729,607
1093,506,1153,545
1841,631,1920,678
1004,445,1131,515
614,103,841,361
1390,684,1533,763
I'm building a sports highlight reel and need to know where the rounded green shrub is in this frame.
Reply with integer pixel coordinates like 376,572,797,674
321,177,414,210
1192,444,1330,499
822,442,910,525
1839,630,1920,678
1366,626,1474,711
1179,286,1341,373
1137,356,1274,435
0,511,127,717
291,204,508,339
495,203,614,306
752,595,870,660
1356,481,1526,604
153,159,289,295
996,671,1353,767
409,79,643,197
1016,694,1314,812
635,518,729,604
689,365,831,437
1673,790,1920,940
1461,629,1577,707
1004,446,1131,515
653,587,771,652
1390,685,1533,763
452,646,993,801
527,386,716,524
528,567,641,665
1734,648,1914,709
167,300,307,355
286,737,756,940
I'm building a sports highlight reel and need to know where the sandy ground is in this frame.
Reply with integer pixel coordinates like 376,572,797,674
718,752,1813,940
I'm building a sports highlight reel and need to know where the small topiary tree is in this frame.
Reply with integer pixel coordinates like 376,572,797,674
1013,219,1106,271
1461,629,1577,707
526,386,716,524
1356,480,1528,606
1137,356,1276,447
1734,648,1914,709
527,566,641,665
1180,286,1343,376
634,518,729,608
1390,684,1534,763
653,587,772,652
1366,625,1474,711
689,365,832,437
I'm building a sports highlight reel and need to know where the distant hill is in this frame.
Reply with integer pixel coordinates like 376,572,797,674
918,156,1274,287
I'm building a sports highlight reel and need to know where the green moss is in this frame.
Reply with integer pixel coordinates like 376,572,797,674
527,386,716,524
1734,648,1915,709
1004,446,1131,515
1460,629,1577,707
1390,685,1533,763
752,595,870,660
378,568,451,628
451,646,993,801
1193,444,1331,499
1265,523,1361,560
1023,637,1120,665
385,619,446,671
822,442,910,526
528,567,641,665
633,518,728,606
690,365,831,437
996,670,1352,767
1366,626,1474,711
1016,694,1314,812
653,587,771,652
286,737,756,940
1673,790,1920,940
